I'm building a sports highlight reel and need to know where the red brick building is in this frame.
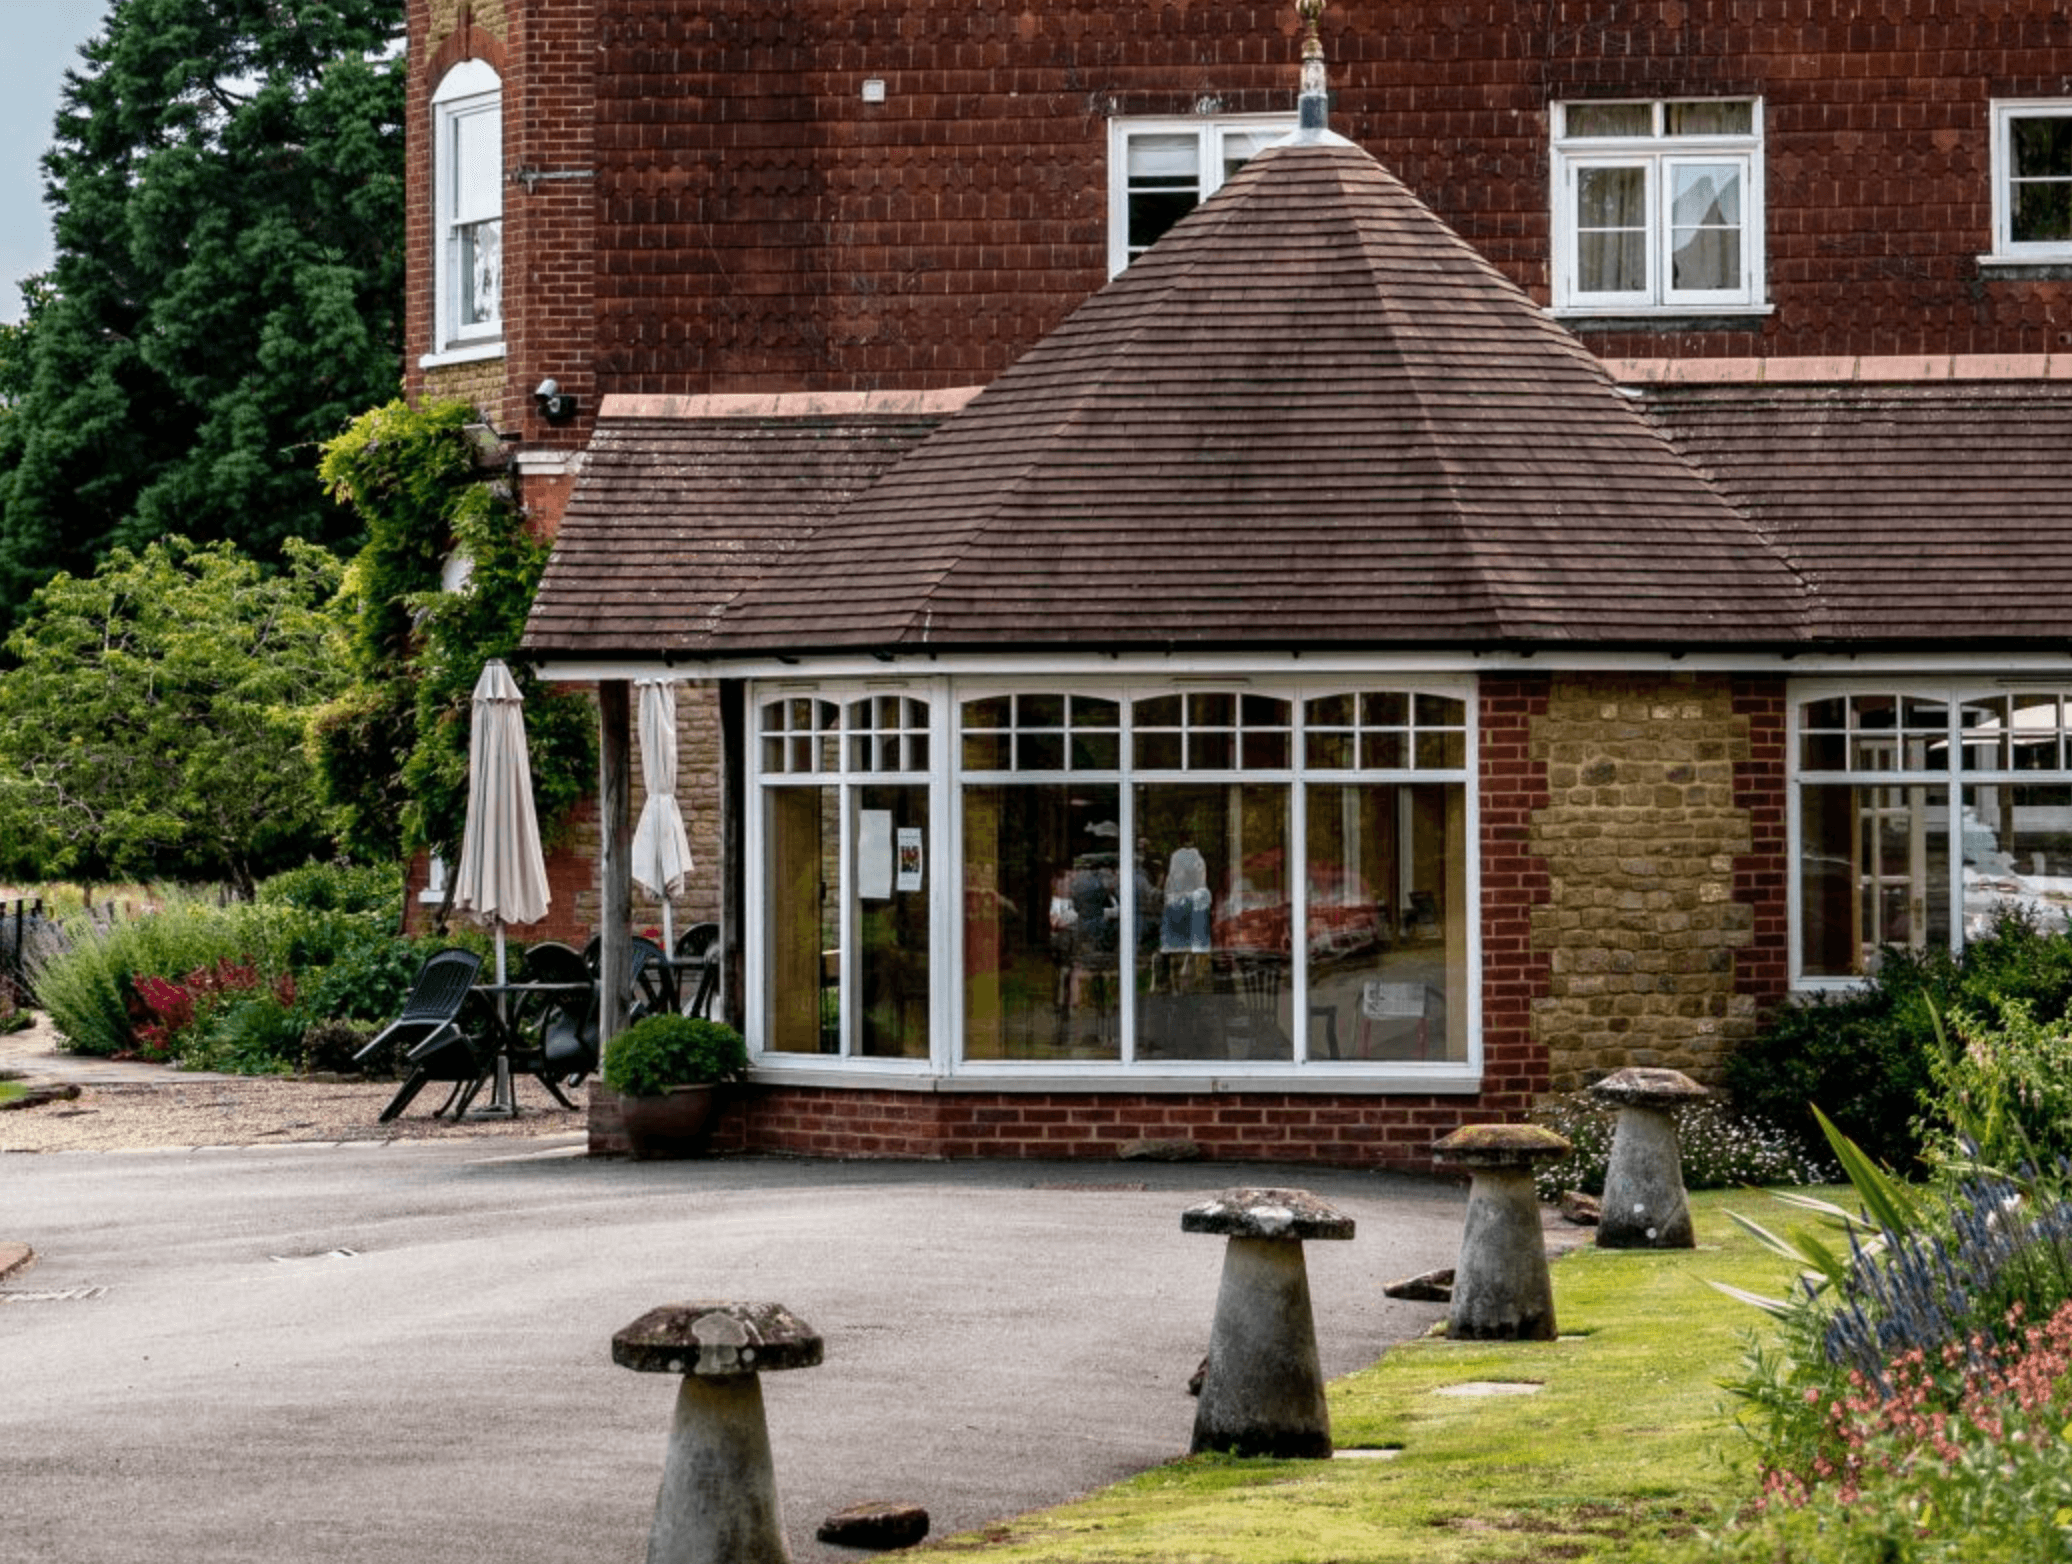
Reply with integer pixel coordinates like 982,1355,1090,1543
406,0,2072,1165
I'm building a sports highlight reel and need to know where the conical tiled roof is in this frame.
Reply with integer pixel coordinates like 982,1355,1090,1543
715,131,1809,654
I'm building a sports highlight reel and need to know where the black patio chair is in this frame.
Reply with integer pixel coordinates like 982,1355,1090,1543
506,940,598,1102
582,933,677,1020
674,922,720,1018
354,948,490,1122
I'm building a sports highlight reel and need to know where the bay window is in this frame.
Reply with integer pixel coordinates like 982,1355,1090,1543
1794,686,2072,984
752,678,1476,1077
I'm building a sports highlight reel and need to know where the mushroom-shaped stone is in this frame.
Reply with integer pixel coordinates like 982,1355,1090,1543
1433,1124,1571,1342
614,1301,824,1377
1588,1067,1710,1250
615,1302,823,1564
1184,1188,1354,1459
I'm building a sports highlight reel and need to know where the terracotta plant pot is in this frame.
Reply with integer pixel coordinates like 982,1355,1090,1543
617,1084,718,1160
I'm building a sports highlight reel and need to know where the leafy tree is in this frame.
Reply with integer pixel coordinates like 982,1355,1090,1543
313,400,596,874
0,0,404,629
0,537,347,893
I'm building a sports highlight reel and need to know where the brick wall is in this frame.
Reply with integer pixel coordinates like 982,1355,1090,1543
1528,671,1780,1092
415,0,2072,425
1479,676,1556,1113
591,1084,1497,1172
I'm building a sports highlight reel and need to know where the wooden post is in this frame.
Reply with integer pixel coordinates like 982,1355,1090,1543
600,680,634,1045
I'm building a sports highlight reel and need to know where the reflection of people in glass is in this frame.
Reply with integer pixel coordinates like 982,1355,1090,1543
1162,843,1211,953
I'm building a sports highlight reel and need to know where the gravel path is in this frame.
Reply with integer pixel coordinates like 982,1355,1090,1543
0,1013,587,1152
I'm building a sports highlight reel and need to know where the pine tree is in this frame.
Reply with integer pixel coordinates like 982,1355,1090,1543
0,0,405,628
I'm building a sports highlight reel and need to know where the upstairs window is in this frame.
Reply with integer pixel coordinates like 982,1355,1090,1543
1108,116,1294,276
1552,99,1764,314
1990,101,2072,262
431,60,503,358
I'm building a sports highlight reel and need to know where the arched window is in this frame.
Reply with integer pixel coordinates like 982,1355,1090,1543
431,60,502,358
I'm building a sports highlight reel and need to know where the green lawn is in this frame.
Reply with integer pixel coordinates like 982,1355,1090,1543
923,1187,1820,1563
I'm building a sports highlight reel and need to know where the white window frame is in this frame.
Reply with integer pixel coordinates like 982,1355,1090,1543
1985,100,2072,265
1551,99,1766,315
426,59,504,367
1106,114,1296,277
1789,681,2072,990
746,673,1481,1090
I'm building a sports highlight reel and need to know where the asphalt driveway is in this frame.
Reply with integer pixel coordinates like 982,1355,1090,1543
0,1143,1467,1563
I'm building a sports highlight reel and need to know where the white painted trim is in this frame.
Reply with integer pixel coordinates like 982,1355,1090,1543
746,1063,1485,1095
419,341,507,370
1989,99,2072,263
534,650,2072,686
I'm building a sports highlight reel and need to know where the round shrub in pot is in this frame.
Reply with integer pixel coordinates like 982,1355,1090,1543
602,1015,749,1158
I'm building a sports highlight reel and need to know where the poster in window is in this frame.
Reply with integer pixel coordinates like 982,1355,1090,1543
896,827,924,893
859,809,893,900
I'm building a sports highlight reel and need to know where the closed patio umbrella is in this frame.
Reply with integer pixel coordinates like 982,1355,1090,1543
631,677,694,956
450,659,551,1111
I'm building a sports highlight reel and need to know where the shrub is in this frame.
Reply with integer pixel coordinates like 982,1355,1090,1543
1531,1092,1833,1201
256,862,404,918
602,1015,748,1098
1712,1300,2072,1563
1919,996,2072,1174
1726,907,2072,1172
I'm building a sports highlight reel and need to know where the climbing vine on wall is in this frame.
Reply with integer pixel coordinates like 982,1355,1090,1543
310,399,595,870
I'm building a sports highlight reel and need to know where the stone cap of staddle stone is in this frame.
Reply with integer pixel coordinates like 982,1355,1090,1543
1588,1067,1711,1109
612,1301,824,1377
1181,1187,1355,1241
1432,1122,1572,1169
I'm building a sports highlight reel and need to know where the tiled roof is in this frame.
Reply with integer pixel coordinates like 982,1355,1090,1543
1642,381,2072,646
520,394,958,658
709,134,1809,654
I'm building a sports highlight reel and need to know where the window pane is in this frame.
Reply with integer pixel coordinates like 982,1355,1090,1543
1567,102,1653,137
1135,694,1182,727
1242,729,1290,769
1071,731,1120,770
1019,693,1066,728
1670,164,1741,290
1964,784,2072,939
1073,696,1119,729
1308,693,1355,727
459,219,502,328
2013,179,2072,244
1128,191,1198,254
453,106,502,222
1020,730,1066,772
765,786,840,1053
1221,128,1282,176
1306,731,1354,768
1416,730,1467,769
1578,165,1648,227
2013,115,2072,179
1415,694,1466,728
963,732,1008,770
857,784,928,1059
963,695,1011,730
1135,783,1292,1062
962,785,1121,1060
1136,730,1183,770
1306,783,1467,1063
1127,132,1200,180
1360,691,1408,727
1189,692,1236,727
1361,730,1408,769
1667,100,1753,136
1799,783,1950,978
1190,730,1234,770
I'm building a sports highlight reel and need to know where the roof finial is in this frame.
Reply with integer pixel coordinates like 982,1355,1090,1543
1297,0,1328,131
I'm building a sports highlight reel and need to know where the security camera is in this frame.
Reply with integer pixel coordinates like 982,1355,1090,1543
534,377,577,425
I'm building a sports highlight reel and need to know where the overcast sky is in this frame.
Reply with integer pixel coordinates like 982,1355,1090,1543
0,0,116,323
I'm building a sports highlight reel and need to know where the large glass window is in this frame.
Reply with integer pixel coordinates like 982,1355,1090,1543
1795,687,2072,983
757,680,1474,1074
759,694,931,1059
1552,99,1763,313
